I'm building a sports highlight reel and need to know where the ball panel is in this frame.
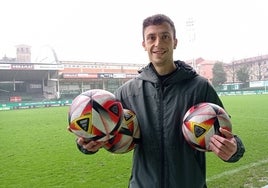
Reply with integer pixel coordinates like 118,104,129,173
69,96,91,124
217,115,232,132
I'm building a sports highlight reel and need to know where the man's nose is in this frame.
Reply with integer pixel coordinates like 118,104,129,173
154,36,162,46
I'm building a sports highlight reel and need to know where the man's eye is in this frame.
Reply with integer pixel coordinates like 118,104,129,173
147,36,155,41
162,34,170,40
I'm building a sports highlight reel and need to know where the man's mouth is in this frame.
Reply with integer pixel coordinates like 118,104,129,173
153,50,166,54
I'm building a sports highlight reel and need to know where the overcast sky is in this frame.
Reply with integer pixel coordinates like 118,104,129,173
0,0,268,64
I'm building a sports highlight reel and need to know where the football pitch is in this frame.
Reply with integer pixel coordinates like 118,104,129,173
0,94,268,187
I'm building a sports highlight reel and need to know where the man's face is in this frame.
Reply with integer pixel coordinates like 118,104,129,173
142,22,177,65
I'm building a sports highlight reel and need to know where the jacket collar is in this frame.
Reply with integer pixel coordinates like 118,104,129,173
137,60,197,84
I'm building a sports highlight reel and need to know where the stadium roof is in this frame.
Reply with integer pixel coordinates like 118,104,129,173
0,63,62,82
0,69,56,82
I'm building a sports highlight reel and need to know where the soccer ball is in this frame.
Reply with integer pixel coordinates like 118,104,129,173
68,89,124,142
182,102,232,152
103,109,140,154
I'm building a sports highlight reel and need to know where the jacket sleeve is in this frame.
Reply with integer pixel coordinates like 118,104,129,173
204,81,245,162
225,135,245,162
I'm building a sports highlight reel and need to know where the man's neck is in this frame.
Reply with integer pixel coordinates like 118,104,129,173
152,61,177,76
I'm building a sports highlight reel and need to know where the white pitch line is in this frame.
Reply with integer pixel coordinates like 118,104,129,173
207,158,268,182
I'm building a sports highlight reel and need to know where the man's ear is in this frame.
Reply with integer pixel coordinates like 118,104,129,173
174,38,178,49
142,41,147,51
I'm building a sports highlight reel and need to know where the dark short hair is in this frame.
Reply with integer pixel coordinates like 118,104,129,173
142,14,176,40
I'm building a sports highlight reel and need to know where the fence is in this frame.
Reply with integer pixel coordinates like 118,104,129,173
0,100,72,111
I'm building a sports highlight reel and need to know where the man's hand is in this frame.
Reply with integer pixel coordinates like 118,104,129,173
209,127,237,161
77,137,106,153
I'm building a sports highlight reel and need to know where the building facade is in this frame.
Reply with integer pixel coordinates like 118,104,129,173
16,44,31,63
1,44,268,102
58,61,146,98
185,57,216,83
224,54,268,84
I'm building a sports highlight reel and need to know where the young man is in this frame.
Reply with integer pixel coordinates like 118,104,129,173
77,14,245,187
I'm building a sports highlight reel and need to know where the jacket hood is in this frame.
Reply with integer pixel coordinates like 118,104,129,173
137,60,198,84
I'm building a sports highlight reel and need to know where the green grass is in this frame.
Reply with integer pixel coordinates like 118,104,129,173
206,95,268,187
0,95,268,187
0,107,132,188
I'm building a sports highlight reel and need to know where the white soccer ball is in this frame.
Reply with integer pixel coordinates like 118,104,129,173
68,89,124,142
182,102,232,152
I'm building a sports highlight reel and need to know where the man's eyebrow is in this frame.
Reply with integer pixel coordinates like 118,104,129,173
146,32,170,36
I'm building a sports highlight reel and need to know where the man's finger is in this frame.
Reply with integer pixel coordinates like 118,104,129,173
219,127,233,138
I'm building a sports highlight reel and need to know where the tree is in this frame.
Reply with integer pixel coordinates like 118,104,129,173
212,61,227,88
236,66,249,83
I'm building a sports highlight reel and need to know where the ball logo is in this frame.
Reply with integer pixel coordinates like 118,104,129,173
194,124,206,138
124,112,133,121
77,117,90,132
109,104,121,116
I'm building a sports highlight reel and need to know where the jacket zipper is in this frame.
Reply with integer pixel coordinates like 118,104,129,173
158,82,166,188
